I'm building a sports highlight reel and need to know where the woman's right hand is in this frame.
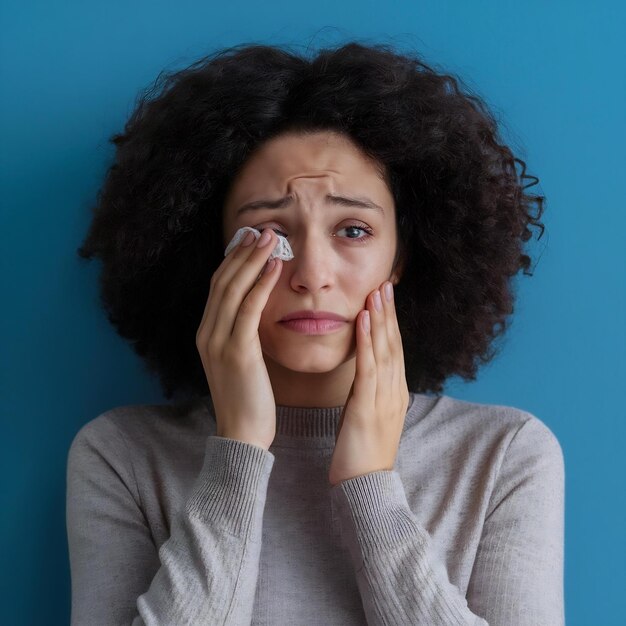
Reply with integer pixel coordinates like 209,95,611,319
196,228,283,451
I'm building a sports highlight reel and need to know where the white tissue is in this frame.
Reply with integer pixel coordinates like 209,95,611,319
224,226,294,261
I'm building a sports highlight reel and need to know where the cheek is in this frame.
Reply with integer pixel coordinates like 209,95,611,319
257,284,286,329
255,294,276,340
342,253,392,293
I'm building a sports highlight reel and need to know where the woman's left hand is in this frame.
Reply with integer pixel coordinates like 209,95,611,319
328,280,410,487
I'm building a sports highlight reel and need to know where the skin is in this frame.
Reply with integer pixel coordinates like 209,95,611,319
196,132,409,485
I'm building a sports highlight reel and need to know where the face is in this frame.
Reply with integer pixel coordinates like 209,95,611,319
222,130,403,375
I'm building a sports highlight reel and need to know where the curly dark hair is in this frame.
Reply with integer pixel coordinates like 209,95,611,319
77,40,545,402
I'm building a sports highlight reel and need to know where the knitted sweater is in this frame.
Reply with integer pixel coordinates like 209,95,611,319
65,392,565,625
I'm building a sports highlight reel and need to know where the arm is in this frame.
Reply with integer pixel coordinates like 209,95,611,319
66,415,274,625
330,417,565,625
466,418,565,625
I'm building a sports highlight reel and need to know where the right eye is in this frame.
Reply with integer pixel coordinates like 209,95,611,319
255,225,288,238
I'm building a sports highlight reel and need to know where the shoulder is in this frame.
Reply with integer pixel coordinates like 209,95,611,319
405,392,564,472
441,394,562,455
402,393,564,521
67,397,213,466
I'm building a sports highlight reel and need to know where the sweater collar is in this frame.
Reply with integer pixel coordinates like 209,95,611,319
201,392,440,449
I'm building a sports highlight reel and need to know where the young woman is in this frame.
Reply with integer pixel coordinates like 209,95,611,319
67,41,564,625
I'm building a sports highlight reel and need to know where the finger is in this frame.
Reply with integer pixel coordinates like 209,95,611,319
200,228,277,342
352,309,377,412
206,230,269,335
231,256,284,344
368,288,392,376
380,281,407,390
210,229,281,340
218,228,273,287
197,228,259,338
380,281,400,357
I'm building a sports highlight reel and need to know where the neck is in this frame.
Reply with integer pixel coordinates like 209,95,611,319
264,355,356,408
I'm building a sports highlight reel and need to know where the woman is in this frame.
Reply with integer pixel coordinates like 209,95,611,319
67,41,565,625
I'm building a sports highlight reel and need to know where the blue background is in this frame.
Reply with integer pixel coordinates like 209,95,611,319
1,1,624,624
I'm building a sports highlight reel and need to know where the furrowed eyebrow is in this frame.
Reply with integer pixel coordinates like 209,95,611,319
235,193,385,216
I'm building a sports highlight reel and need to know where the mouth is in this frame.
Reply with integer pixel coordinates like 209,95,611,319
278,309,350,335
279,310,347,322
278,318,347,335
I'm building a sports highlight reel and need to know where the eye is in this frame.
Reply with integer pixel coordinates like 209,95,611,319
268,227,289,238
336,224,374,240
254,223,374,242
253,225,287,237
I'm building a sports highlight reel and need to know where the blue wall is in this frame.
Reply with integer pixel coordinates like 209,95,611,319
1,1,624,624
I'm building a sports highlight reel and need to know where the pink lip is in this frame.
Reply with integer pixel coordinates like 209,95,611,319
279,310,348,335
279,319,347,335
280,310,347,322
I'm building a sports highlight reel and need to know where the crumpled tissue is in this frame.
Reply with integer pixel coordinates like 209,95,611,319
224,226,294,261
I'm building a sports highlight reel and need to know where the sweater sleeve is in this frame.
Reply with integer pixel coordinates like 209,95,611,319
66,415,275,625
329,417,565,626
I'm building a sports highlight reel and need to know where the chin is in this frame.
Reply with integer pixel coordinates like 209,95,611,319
261,338,356,374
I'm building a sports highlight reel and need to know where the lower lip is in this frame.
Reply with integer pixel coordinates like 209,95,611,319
279,319,347,334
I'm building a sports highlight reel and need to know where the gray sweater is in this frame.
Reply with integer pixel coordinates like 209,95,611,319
65,392,565,625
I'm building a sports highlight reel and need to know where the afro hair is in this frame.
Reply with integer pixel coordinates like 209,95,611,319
77,40,545,402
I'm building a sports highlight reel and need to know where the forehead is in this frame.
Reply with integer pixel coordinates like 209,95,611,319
223,130,393,215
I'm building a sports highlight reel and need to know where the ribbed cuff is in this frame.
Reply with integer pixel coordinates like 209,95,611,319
331,470,426,558
185,436,275,538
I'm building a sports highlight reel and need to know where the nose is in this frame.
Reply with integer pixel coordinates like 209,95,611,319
285,231,335,294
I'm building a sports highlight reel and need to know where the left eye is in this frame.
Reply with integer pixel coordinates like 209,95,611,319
337,225,373,239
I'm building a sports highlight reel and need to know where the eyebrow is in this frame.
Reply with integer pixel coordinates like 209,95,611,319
235,193,385,216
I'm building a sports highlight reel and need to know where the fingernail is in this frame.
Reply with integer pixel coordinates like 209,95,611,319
373,290,382,312
256,229,272,247
241,231,256,247
384,282,393,302
363,311,370,333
